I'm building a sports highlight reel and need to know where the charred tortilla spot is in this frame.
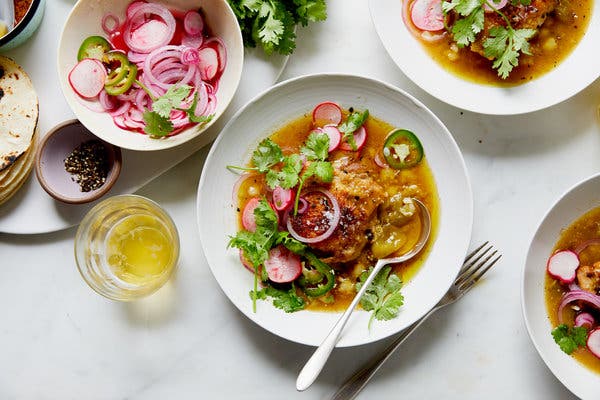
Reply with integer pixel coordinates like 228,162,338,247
0,88,3,101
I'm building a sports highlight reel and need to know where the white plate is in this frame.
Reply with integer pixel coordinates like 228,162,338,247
523,172,600,400
369,0,600,115
0,0,288,234
197,73,473,347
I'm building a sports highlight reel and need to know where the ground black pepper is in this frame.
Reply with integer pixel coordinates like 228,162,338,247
64,140,109,192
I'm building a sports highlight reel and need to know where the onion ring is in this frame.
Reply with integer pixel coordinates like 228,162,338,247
286,189,341,244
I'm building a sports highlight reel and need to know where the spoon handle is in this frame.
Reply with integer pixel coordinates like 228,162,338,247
296,259,388,391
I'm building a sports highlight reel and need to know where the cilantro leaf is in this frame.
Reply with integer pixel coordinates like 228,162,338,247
339,110,369,151
301,131,330,161
483,26,536,78
251,285,305,313
304,161,334,183
374,291,405,321
143,111,173,137
227,199,279,268
252,138,284,173
152,85,192,118
551,324,589,355
265,154,302,189
356,266,404,329
293,0,327,25
451,6,484,47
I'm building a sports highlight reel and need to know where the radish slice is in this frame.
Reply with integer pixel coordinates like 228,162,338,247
411,0,444,31
484,0,508,11
69,59,107,99
587,328,600,359
242,198,261,232
575,312,595,329
263,245,302,283
374,152,388,168
547,250,580,284
313,102,342,126
129,19,170,52
198,46,219,80
183,11,204,36
339,125,367,151
321,125,342,152
239,250,255,274
273,187,294,211
182,34,204,49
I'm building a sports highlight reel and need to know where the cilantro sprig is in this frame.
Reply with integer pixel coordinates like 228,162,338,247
339,110,369,151
229,198,331,313
137,83,214,137
551,324,589,355
228,0,327,55
356,266,405,329
442,0,535,78
228,131,334,215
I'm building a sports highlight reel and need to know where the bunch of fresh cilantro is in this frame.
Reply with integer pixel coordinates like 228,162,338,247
227,0,327,55
442,0,535,79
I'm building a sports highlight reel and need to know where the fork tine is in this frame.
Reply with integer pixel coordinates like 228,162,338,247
457,245,493,280
464,241,489,263
457,249,497,285
459,254,502,291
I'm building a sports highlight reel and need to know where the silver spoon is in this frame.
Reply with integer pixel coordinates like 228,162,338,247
0,0,15,37
296,198,431,391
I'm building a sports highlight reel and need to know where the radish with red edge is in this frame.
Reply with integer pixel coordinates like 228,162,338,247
313,102,342,126
69,59,107,99
239,250,256,274
263,245,302,283
410,0,444,31
339,125,367,151
484,0,508,12
242,197,261,232
183,10,204,36
547,250,580,284
273,187,294,211
587,328,600,359
198,46,219,80
321,125,342,152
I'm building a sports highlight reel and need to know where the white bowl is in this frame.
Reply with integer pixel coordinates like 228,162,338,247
57,0,243,151
523,173,600,399
197,73,473,347
369,0,600,115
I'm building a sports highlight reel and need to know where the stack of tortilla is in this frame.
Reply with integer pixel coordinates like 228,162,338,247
0,56,38,206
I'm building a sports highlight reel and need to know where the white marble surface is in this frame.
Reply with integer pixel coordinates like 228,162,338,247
1,0,600,398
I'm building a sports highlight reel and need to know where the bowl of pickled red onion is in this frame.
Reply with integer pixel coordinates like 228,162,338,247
57,0,243,151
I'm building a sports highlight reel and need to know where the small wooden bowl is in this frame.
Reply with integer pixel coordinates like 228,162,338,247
35,119,122,204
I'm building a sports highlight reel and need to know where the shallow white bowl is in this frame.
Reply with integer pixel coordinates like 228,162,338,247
57,0,243,151
370,0,600,115
197,73,473,347
523,173,600,399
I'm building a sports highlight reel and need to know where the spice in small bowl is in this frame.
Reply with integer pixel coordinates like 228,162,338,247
35,119,122,204
64,140,110,192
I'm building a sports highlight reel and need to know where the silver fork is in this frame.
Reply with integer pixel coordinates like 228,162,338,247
330,242,501,400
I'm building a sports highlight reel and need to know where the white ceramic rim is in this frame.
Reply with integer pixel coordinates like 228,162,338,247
369,0,600,115
56,0,244,151
522,172,600,400
197,72,473,347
